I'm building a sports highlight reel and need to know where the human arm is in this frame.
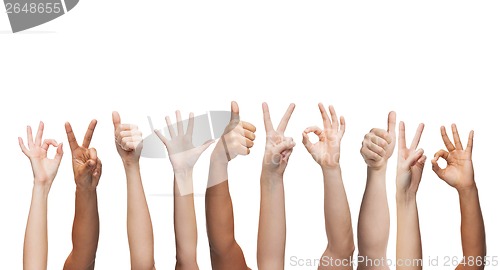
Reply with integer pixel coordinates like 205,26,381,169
155,111,213,270
431,125,486,270
113,112,155,270
395,122,425,270
357,112,396,270
20,122,64,270
257,102,296,270
63,120,102,270
206,101,255,270
302,103,353,270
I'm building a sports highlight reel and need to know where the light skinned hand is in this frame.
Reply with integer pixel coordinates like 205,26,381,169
396,122,426,195
431,124,475,191
212,101,256,163
155,110,214,172
261,102,296,175
19,122,63,187
360,111,397,169
302,103,345,170
113,111,143,165
65,120,102,191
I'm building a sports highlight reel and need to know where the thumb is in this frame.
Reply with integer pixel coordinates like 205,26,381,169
276,138,296,154
85,159,96,171
387,111,396,135
112,111,121,129
230,101,240,122
197,139,215,154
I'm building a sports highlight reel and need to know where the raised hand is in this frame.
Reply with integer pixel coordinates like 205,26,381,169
396,122,426,195
431,124,475,191
261,102,296,175
65,120,102,191
155,111,214,172
302,103,344,170
19,122,64,187
113,111,143,165
360,111,397,169
212,101,256,163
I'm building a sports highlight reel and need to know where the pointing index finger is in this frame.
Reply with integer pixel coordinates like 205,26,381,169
82,119,97,148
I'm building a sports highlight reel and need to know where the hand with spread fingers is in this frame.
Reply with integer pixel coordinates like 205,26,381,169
261,102,296,175
431,124,475,191
155,111,214,173
396,122,426,195
113,111,143,165
20,122,63,270
302,103,345,170
360,112,397,169
212,101,256,164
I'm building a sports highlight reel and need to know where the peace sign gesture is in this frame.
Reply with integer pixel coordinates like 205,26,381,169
396,122,426,195
431,124,475,191
302,103,345,170
262,102,296,175
65,120,102,191
19,122,64,188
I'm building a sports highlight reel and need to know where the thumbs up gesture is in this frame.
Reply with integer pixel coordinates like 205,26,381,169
113,111,143,165
212,101,256,163
360,112,397,169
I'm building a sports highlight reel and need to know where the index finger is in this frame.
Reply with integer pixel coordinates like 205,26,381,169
65,122,79,151
82,119,97,148
277,103,295,133
262,102,274,132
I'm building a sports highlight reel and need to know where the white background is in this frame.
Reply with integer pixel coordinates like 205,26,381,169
1,1,499,269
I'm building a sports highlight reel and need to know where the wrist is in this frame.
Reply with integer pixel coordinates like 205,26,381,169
368,163,387,172
75,184,97,193
32,183,51,196
210,151,229,167
457,184,478,196
396,190,417,204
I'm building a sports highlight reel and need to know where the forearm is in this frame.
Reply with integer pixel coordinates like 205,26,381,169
64,189,99,270
125,163,155,269
458,185,486,267
396,193,422,270
323,167,354,258
24,184,50,270
174,170,199,269
257,170,286,270
358,166,390,259
206,157,235,254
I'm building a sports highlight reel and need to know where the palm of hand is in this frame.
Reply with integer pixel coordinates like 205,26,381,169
167,136,201,171
29,147,60,184
440,150,474,189
309,129,341,168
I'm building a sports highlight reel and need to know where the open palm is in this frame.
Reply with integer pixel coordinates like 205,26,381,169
155,111,213,171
